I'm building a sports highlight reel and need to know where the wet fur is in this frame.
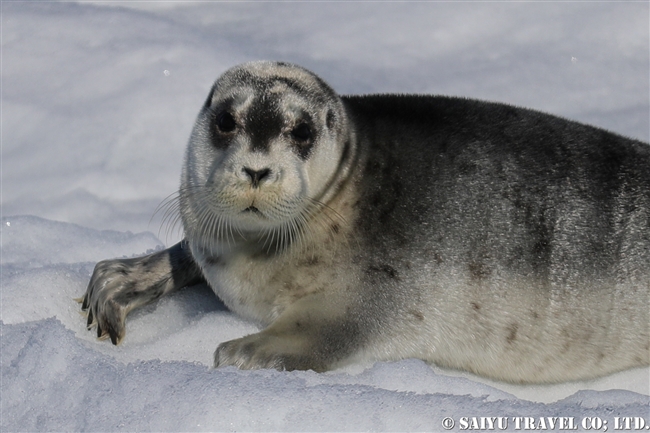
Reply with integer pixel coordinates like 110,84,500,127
81,62,650,383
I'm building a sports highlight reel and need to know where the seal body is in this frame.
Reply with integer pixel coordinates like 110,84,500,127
81,61,650,383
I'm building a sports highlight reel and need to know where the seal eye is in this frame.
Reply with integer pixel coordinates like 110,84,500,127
291,123,312,142
216,112,237,133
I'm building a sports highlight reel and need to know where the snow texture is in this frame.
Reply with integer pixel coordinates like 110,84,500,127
1,2,649,431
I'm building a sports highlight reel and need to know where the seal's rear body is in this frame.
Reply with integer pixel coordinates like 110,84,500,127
345,95,649,382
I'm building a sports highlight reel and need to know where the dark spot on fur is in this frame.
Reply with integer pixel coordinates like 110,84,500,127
468,261,491,280
530,310,539,319
330,223,340,234
367,264,399,280
457,160,478,175
471,302,481,311
532,239,549,256
205,256,221,265
384,265,398,279
506,323,518,344
283,282,309,302
326,109,335,129
409,310,424,321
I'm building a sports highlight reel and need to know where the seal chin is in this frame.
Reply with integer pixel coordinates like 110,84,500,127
237,207,274,229
232,208,288,233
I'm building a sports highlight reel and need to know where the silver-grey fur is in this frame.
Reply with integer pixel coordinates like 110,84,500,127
80,61,650,383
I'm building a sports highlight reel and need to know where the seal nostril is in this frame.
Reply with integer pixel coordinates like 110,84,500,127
243,167,271,188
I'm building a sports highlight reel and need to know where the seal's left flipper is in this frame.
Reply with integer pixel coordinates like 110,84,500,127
80,241,205,344
214,293,364,371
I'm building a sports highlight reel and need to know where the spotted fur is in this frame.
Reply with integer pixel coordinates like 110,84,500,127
80,61,649,383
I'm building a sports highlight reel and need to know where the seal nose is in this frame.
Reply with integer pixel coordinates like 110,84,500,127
243,167,271,188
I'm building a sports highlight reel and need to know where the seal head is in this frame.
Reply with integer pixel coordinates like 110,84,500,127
180,61,351,255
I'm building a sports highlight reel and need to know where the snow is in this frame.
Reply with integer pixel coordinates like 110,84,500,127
1,1,649,431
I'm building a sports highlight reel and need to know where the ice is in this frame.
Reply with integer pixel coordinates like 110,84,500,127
1,215,162,267
1,1,648,431
2,318,648,432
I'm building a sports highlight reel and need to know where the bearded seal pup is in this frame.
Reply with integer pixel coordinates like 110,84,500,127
79,61,649,383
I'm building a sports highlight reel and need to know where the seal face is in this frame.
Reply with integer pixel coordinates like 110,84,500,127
80,61,650,383
181,62,350,252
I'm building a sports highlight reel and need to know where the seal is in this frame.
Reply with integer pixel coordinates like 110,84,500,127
80,61,650,383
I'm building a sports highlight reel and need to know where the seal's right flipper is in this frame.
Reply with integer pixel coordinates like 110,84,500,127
80,241,205,344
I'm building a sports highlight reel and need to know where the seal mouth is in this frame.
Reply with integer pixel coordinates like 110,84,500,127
243,206,261,214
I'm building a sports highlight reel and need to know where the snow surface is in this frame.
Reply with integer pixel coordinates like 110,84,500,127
2,1,649,431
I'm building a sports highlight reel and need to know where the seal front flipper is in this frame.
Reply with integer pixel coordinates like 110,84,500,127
80,241,205,344
214,293,363,371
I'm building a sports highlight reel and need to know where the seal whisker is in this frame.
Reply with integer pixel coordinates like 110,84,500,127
162,203,184,243
205,210,216,253
154,191,183,242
